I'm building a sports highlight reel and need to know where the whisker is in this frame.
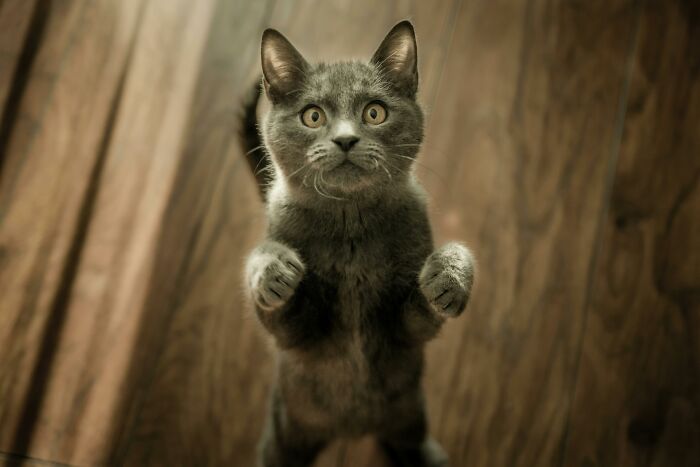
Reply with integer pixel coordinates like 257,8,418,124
378,161,392,181
318,170,346,201
251,149,269,176
287,163,309,179
302,171,311,187
245,144,265,156
389,153,449,187
313,172,344,201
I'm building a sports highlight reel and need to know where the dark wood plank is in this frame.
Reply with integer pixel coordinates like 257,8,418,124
563,1,700,465
0,0,144,458
0,0,40,127
108,1,461,466
418,0,639,465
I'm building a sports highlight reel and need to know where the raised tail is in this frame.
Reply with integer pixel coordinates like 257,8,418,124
239,78,272,199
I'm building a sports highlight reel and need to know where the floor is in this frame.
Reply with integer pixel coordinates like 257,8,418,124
0,0,698,466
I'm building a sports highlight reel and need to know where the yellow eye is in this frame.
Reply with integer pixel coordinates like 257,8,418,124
363,103,387,125
301,106,326,128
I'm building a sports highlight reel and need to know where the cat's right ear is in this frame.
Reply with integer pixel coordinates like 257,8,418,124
261,29,309,103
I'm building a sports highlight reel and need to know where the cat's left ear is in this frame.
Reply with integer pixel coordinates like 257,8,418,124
371,21,418,97
261,29,309,103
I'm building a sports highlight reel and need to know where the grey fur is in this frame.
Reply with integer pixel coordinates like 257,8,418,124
244,21,475,467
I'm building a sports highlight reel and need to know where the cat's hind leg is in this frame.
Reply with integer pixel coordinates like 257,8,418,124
258,391,329,467
377,401,449,467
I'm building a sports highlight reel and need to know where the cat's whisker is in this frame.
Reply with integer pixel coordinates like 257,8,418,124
313,171,345,201
301,172,311,188
245,144,265,156
287,163,310,179
251,150,269,177
255,162,275,180
381,158,406,176
378,161,392,181
318,170,346,200
386,142,456,164
308,154,324,163
388,152,450,188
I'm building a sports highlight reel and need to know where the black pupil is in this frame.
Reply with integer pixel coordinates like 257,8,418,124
311,111,319,122
369,108,378,119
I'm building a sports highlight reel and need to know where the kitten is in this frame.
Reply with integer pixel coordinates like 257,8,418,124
240,21,475,467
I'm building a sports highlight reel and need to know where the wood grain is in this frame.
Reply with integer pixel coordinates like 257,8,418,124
419,0,639,465
11,0,218,465
0,1,697,466
0,0,41,131
0,451,71,467
0,0,144,456
563,1,700,465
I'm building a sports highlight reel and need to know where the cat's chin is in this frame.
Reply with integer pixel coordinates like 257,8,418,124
317,164,382,194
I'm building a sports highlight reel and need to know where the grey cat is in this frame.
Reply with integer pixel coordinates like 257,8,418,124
240,21,475,467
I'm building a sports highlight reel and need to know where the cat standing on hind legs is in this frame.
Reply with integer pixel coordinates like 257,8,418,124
240,21,475,467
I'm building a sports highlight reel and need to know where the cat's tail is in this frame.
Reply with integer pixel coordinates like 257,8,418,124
239,78,271,199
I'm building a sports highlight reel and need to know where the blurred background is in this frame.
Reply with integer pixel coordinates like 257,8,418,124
0,0,698,466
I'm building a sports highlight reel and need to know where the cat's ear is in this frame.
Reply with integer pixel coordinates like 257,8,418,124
261,29,309,103
371,21,418,97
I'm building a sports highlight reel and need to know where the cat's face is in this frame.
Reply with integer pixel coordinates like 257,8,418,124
261,22,424,200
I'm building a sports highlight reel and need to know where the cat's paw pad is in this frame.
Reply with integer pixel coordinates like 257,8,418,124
419,243,474,317
248,245,305,311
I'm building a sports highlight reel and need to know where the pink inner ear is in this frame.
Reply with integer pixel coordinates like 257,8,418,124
373,26,416,78
388,35,415,72
266,47,292,80
261,31,308,99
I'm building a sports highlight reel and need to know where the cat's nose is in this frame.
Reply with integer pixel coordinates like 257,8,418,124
332,135,359,152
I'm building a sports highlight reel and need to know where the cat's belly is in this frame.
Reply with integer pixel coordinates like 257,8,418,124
278,335,423,435
277,240,426,433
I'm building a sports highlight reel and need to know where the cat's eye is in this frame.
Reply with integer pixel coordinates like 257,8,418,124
301,106,326,128
362,102,387,125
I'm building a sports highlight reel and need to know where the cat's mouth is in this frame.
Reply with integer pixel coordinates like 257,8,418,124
324,159,367,180
301,149,391,196
327,154,377,172
313,154,380,191
335,159,364,171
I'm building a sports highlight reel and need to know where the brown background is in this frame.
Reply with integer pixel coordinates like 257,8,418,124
0,0,698,466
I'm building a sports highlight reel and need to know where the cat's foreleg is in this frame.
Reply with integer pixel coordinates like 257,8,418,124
418,242,475,317
401,243,474,342
245,240,305,341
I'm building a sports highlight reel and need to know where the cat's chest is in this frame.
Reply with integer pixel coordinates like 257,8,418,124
306,236,392,289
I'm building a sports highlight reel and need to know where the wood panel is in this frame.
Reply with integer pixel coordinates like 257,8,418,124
0,0,40,129
0,451,68,467
563,1,700,465
418,0,639,465
0,0,144,457
1,1,697,466
106,1,462,466
8,0,219,465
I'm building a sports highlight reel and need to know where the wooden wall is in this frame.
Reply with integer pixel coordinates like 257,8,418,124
0,0,698,466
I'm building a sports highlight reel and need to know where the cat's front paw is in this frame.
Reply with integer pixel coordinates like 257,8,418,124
419,242,475,317
246,241,305,311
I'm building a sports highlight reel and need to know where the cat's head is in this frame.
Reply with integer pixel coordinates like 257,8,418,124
260,21,424,202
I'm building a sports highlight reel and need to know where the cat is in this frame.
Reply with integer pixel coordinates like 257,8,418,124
239,21,475,467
